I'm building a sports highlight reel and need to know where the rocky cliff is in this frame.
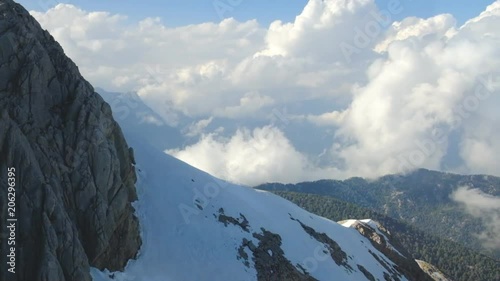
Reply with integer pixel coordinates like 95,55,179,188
0,1,141,280
343,219,432,281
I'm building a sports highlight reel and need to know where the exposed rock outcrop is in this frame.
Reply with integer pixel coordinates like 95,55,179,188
290,216,352,270
416,260,454,281
0,1,141,280
217,208,250,232
242,228,318,281
347,220,433,281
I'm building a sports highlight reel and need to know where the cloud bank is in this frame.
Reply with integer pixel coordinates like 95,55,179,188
452,186,500,250
31,0,500,185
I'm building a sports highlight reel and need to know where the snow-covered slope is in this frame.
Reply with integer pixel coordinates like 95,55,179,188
91,93,429,281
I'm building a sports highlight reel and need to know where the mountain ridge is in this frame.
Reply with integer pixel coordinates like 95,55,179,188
91,134,433,281
256,168,500,259
271,190,500,281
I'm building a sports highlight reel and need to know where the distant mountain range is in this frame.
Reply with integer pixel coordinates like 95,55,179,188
269,191,500,281
256,168,500,260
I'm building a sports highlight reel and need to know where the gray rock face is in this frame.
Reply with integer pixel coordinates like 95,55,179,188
0,1,141,280
350,221,433,281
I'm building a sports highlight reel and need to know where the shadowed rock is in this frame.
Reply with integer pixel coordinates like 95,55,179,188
0,1,141,280
350,220,433,281
245,228,318,281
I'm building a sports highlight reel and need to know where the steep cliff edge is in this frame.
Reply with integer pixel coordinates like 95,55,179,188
341,219,432,281
0,1,141,280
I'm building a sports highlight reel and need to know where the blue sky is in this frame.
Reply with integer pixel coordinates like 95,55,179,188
17,0,496,27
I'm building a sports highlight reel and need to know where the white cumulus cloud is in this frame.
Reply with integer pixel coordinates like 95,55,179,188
452,186,500,250
168,126,338,186
29,0,500,185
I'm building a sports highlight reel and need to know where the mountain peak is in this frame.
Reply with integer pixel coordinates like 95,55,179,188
0,1,141,280
0,1,475,280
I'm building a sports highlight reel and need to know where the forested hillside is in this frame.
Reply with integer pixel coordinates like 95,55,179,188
257,169,500,258
271,191,500,281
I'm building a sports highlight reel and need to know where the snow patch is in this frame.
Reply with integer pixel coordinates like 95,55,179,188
89,136,411,281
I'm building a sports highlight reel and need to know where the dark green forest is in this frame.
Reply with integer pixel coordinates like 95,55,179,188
257,169,500,259
272,191,500,281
